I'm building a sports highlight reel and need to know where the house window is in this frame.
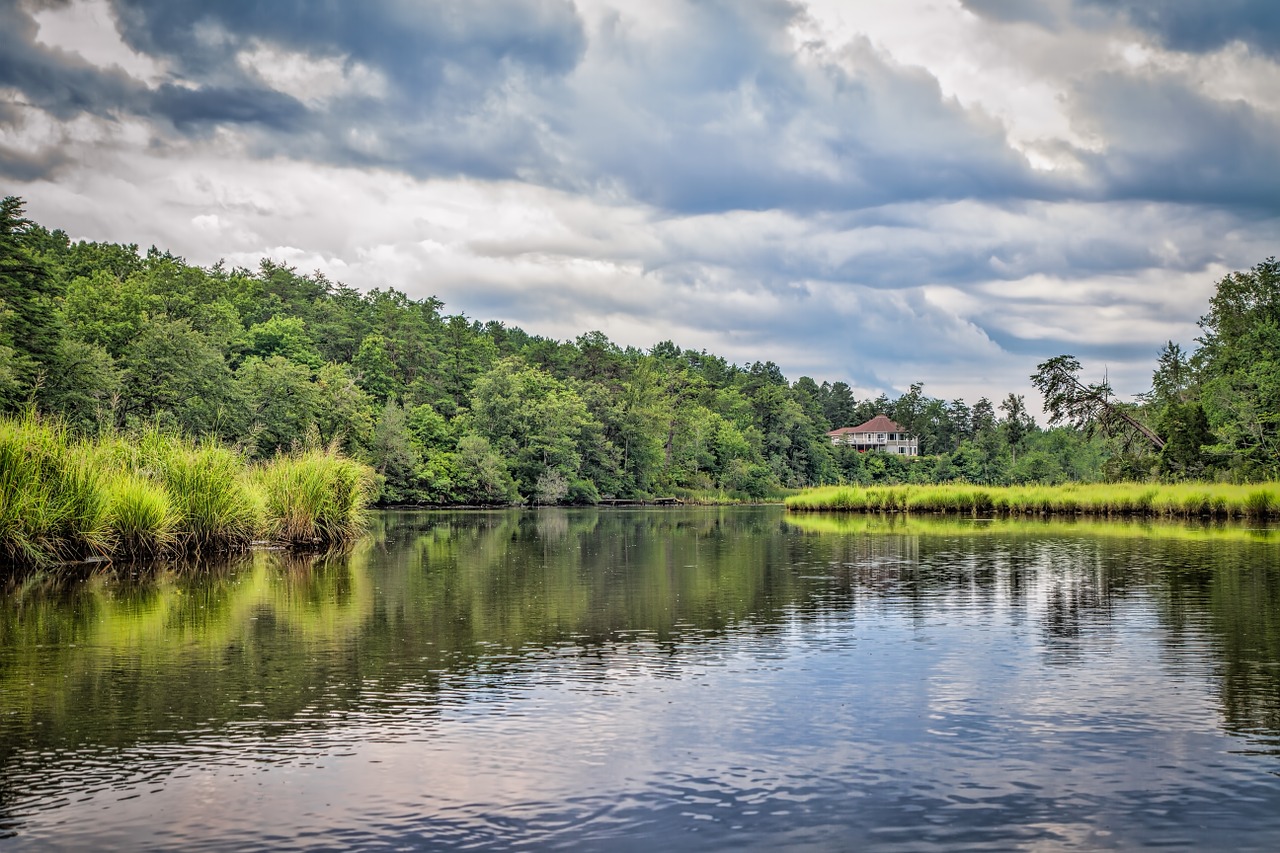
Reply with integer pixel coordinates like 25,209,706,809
898,447,905,454
878,433,885,441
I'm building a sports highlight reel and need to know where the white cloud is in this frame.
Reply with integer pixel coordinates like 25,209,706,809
235,41,389,107
30,0,166,85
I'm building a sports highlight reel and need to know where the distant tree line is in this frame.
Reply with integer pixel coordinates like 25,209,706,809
2,197,1271,501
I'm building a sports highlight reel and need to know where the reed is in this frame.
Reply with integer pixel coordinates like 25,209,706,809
785,481,1280,520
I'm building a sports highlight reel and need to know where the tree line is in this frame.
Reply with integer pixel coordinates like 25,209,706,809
1033,256,1280,483
2,196,1271,502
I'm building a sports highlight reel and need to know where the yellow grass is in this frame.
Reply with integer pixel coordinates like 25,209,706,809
784,482,1280,519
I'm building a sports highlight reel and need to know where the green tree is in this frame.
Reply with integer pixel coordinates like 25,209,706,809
470,359,601,500
0,196,63,400
235,356,320,455
1195,258,1280,478
353,333,400,403
237,316,324,369
452,433,519,504
1157,401,1212,479
120,318,240,436
38,339,120,433
436,314,497,408
61,269,151,357
314,362,375,455
372,400,421,503
998,393,1034,463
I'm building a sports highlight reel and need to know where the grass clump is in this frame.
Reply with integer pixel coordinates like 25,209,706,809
0,415,110,564
103,474,178,555
0,414,376,569
135,431,262,550
254,450,376,545
786,481,1280,520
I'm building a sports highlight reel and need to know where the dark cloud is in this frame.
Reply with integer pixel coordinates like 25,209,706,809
1,0,1056,210
982,328,1166,366
0,138,71,181
112,0,587,82
1080,0,1280,57
962,0,1280,57
1071,71,1280,214
0,3,146,123
115,0,585,181
561,3,1053,213
150,84,309,132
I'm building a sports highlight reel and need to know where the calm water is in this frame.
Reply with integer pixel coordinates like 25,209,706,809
3,508,1280,850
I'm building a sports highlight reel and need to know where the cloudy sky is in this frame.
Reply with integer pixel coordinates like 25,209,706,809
3,0,1278,407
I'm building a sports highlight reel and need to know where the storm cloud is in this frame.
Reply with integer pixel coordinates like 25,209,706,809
3,0,1276,406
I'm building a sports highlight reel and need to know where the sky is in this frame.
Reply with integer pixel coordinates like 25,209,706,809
2,0,1278,409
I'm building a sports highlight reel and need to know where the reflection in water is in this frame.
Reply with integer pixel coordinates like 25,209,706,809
2,508,1280,850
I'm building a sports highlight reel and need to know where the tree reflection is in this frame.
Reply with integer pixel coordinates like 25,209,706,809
3,508,1280,807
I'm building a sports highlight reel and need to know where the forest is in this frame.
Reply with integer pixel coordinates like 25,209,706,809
2,196,1275,504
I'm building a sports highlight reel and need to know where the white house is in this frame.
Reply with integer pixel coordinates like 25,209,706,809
826,414,919,455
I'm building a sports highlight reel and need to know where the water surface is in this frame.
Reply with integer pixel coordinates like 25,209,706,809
2,508,1280,850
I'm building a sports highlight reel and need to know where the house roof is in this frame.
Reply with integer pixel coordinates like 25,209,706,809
826,414,907,436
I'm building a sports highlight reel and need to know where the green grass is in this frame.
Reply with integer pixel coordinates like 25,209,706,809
785,482,1280,519
254,450,375,545
0,415,111,565
0,415,376,568
102,473,178,555
135,431,263,550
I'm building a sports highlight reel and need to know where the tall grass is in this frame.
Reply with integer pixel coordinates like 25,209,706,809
784,511,1278,544
0,415,110,564
135,431,262,550
254,450,375,545
785,482,1280,520
0,415,376,568
104,474,178,555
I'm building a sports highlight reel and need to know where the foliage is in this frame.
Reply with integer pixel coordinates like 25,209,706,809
1195,258,1280,479
2,197,1275,501
0,414,110,564
1031,355,1165,452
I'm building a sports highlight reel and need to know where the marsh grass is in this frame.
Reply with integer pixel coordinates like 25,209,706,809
0,415,375,568
135,431,262,550
254,451,376,545
0,415,110,564
785,482,1280,519
104,474,178,555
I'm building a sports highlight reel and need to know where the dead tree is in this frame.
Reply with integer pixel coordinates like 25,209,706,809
1030,355,1165,451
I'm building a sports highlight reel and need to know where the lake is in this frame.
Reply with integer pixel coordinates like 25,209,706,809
3,508,1280,850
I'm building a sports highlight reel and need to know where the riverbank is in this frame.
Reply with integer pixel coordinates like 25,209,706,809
784,482,1280,519
1,415,376,568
